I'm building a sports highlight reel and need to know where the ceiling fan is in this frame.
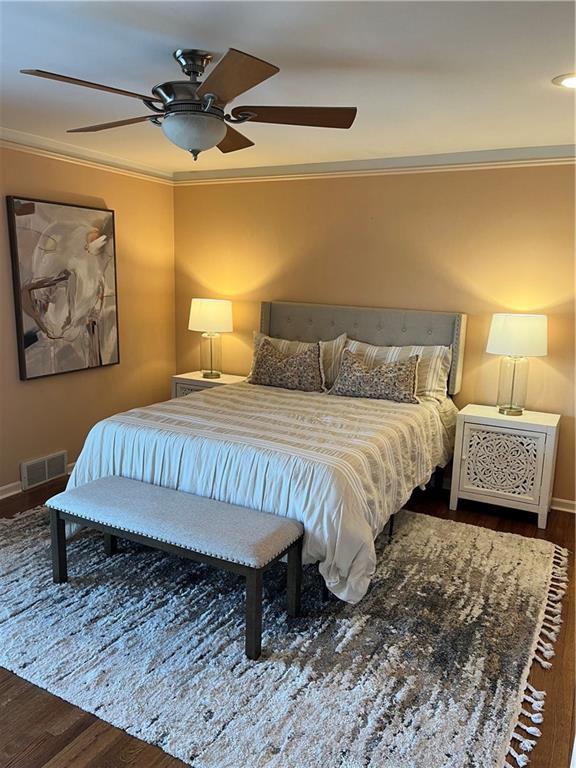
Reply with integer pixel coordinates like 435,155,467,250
21,48,357,160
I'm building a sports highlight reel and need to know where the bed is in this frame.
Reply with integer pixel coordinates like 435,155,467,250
69,302,467,603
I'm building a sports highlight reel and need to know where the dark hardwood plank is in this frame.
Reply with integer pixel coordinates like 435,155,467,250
1,490,573,768
0,477,68,520
0,670,185,768
2,706,93,768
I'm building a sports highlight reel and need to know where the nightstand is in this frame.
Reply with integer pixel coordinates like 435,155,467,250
171,371,246,398
450,404,560,529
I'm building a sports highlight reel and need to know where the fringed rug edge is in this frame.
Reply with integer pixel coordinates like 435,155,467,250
501,544,570,768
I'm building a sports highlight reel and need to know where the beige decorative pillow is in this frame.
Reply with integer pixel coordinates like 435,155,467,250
250,338,323,392
249,332,347,389
345,339,452,401
319,333,347,387
330,351,419,403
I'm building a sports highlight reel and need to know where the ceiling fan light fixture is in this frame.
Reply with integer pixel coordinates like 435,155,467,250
552,73,576,88
22,48,358,158
160,112,227,153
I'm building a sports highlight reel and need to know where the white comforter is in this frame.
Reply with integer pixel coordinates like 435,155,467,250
69,383,457,603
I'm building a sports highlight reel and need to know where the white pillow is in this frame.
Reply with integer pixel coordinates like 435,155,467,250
345,339,452,401
250,332,347,390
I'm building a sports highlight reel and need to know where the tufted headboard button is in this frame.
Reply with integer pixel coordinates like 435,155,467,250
401,327,407,333
427,328,433,335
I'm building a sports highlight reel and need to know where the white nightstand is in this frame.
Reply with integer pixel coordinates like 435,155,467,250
171,371,246,398
450,404,560,529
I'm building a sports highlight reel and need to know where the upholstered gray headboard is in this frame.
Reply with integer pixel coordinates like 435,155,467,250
260,301,467,395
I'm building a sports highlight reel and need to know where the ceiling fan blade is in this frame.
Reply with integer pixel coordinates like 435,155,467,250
217,125,255,153
20,69,162,103
231,105,357,128
196,49,279,105
67,116,155,133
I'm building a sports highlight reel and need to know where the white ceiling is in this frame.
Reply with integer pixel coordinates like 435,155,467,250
0,1,574,179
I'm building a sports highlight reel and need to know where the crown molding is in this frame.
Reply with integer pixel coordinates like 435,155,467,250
0,129,173,184
1,128,574,187
173,145,576,185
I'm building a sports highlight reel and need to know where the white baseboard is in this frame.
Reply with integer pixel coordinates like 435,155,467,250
551,497,576,514
0,480,22,501
1,468,573,515
442,474,574,515
0,463,75,501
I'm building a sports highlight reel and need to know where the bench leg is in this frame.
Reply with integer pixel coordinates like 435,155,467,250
245,570,263,660
287,537,302,618
49,509,67,584
388,513,395,543
103,533,118,556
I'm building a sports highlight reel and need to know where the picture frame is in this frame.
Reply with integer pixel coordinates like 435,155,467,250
6,196,120,380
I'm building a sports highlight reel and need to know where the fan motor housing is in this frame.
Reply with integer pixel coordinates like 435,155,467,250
164,102,224,119
152,81,203,106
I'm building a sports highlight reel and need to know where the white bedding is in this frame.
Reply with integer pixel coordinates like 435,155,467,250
69,383,457,603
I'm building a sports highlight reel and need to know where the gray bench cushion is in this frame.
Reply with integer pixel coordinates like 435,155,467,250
46,476,303,569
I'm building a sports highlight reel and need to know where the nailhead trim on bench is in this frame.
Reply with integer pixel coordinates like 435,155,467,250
46,502,304,569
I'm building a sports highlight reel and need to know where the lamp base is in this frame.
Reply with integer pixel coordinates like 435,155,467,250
495,356,528,418
498,405,524,416
200,332,222,380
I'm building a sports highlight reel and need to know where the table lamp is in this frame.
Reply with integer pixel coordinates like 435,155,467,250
188,298,233,379
486,313,548,415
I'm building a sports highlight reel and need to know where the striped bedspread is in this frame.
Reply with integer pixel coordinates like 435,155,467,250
69,383,457,603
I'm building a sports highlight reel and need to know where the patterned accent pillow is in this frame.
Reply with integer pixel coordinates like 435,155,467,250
330,350,419,403
345,339,452,401
250,338,323,392
249,332,347,389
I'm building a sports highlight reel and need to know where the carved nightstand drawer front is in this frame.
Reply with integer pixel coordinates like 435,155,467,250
460,423,546,505
175,382,208,397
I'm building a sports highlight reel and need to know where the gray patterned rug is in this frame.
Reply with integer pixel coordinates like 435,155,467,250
0,508,568,768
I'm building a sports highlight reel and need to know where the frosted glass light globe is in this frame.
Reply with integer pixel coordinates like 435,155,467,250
552,73,576,89
161,113,227,152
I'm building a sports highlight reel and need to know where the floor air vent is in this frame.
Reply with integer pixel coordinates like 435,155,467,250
20,451,68,490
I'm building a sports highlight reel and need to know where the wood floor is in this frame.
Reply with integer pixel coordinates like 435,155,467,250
0,480,573,768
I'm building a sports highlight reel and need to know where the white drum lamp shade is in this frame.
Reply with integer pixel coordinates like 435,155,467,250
188,299,233,379
188,298,233,334
486,313,548,415
486,314,548,357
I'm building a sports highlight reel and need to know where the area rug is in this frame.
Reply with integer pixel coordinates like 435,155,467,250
0,508,568,768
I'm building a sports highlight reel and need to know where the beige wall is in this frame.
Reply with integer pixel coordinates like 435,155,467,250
0,147,175,486
1,150,573,502
174,165,575,501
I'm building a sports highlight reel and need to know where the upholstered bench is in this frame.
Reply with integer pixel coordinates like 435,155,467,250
46,476,304,660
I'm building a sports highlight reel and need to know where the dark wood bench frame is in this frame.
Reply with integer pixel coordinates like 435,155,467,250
49,508,303,660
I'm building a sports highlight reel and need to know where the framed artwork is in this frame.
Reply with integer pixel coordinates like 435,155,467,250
7,197,119,380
